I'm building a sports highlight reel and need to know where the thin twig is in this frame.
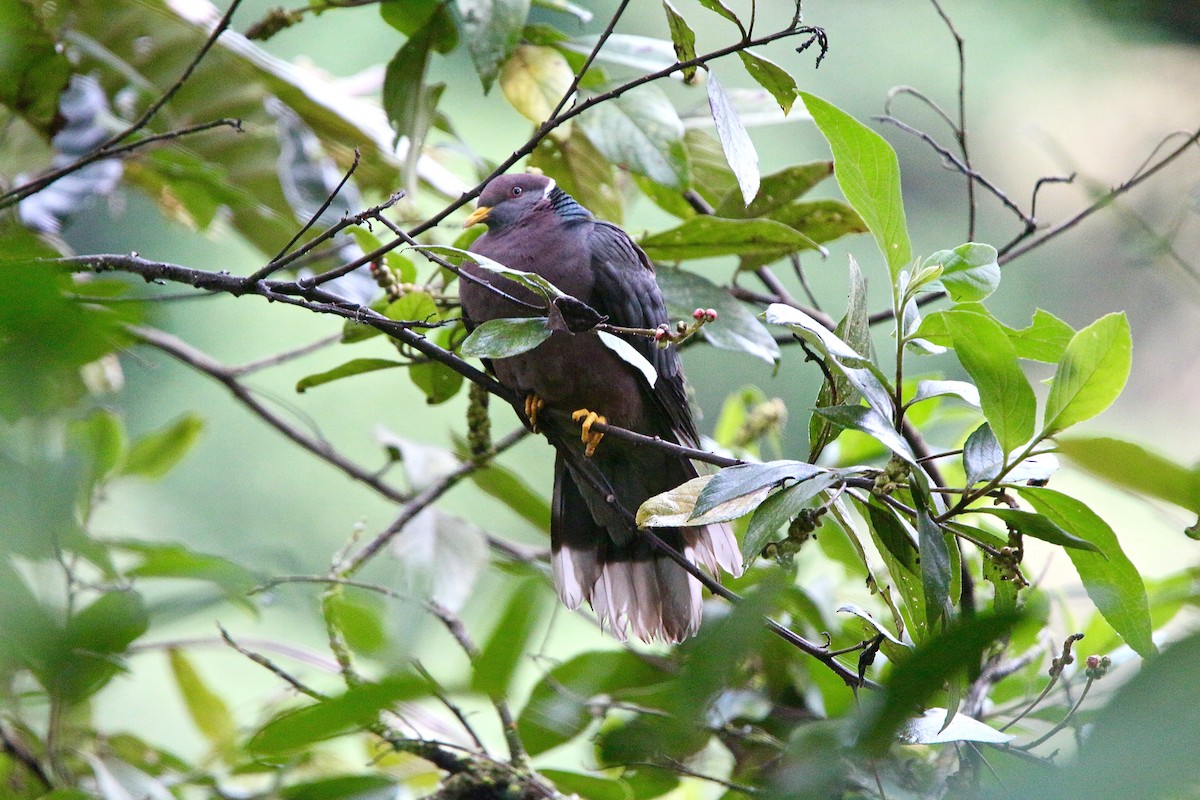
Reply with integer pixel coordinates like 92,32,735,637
219,624,329,700
928,0,976,239
269,148,362,264
229,332,343,376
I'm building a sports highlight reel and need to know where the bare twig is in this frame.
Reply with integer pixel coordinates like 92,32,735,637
219,624,329,700
229,332,343,376
269,148,362,264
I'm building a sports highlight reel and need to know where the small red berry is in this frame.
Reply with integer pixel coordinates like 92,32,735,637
704,308,718,322
693,308,706,321
1086,655,1100,669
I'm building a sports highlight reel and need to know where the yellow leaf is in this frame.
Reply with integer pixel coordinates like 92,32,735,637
500,45,574,127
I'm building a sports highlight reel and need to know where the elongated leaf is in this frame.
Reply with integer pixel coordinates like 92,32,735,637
460,317,552,358
801,92,911,277
695,460,824,517
706,69,759,206
457,0,531,91
379,0,458,53
910,379,980,408
715,160,833,218
1020,487,1155,657
1057,437,1200,514
696,0,743,30
936,309,1036,453
563,34,678,73
579,84,688,188
168,650,236,750
856,611,1022,755
55,590,150,703
738,199,869,270
1043,312,1132,435
742,473,838,562
540,770,631,800
120,414,204,479
469,462,552,530
499,44,573,125
916,503,952,628
640,215,810,261
247,674,428,754
118,540,260,604
662,0,698,82
637,475,768,527
926,242,1000,302
737,50,799,114
968,508,1100,552
296,358,407,393
656,265,779,364
809,258,870,459
815,405,917,465
472,581,543,697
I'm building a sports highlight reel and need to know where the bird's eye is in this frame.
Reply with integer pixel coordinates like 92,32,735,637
511,186,523,196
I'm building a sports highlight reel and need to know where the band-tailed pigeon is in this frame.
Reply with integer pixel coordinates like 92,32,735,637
460,173,742,642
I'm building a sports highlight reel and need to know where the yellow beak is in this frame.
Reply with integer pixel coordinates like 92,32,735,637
462,205,491,228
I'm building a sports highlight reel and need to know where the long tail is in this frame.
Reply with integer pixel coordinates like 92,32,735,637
551,455,743,642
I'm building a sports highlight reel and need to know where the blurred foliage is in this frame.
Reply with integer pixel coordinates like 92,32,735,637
2,0,1200,799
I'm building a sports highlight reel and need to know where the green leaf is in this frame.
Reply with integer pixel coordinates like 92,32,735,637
1019,487,1155,657
696,460,824,517
715,160,833,218
279,775,399,800
468,462,552,530
71,408,128,486
1057,436,1200,514
379,0,458,53
800,92,912,277
460,317,552,358
934,309,1036,453
656,265,779,364
518,651,668,755
409,358,464,405
471,581,543,697
1042,312,1132,435
695,0,743,30
640,215,811,261
247,674,428,755
915,501,952,628
382,22,442,171
499,44,573,124
295,358,407,393
662,0,698,82
739,198,869,270
706,68,759,206
925,242,1000,302
742,473,838,562
55,590,150,703
168,649,237,750
815,405,918,465
578,84,688,188
541,770,631,800
120,414,204,479
856,611,1022,755
0,0,71,135
738,50,799,114
916,303,1075,363
809,258,871,460
425,244,564,301
327,591,388,656
458,0,531,91
861,501,926,641
118,540,260,604
967,508,1100,552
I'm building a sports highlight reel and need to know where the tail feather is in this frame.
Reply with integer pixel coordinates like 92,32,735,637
551,454,741,643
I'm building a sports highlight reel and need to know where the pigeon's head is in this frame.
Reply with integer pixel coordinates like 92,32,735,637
463,173,557,230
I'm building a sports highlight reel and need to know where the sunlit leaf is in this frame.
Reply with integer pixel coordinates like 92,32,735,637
814,405,917,465
738,50,799,114
801,92,912,277
925,242,1000,302
637,475,768,527
1043,312,1132,435
499,44,573,125
715,160,833,218
168,650,237,751
640,215,811,261
898,708,1012,745
1019,487,1155,657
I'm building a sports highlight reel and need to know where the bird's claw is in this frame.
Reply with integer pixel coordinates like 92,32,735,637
571,408,606,457
524,394,545,432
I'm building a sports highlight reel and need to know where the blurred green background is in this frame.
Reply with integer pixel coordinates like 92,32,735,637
45,0,1200,761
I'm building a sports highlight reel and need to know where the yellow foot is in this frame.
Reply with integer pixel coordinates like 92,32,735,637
524,394,545,432
571,408,607,457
